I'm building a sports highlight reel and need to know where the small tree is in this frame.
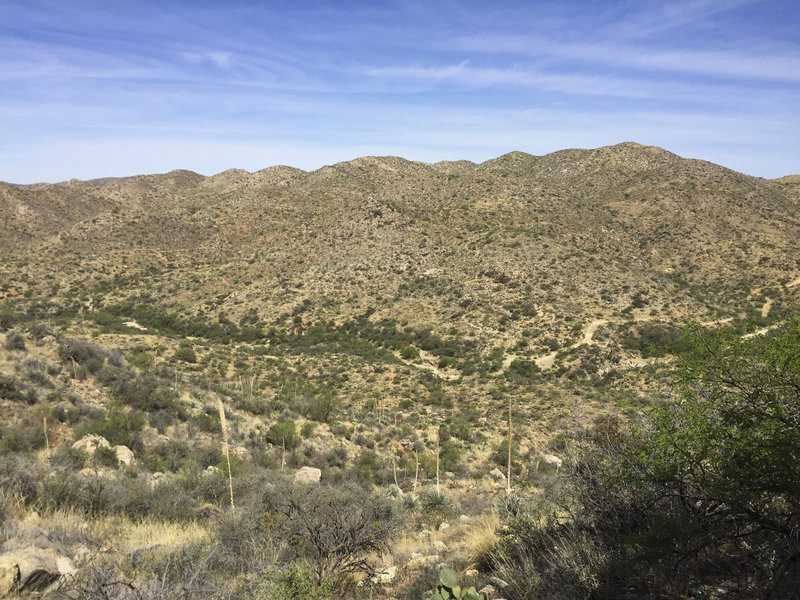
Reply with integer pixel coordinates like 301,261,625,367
489,318,800,598
623,319,800,595
267,421,300,450
589,319,800,596
265,483,399,589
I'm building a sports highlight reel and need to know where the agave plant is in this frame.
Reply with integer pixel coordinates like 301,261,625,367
401,492,421,511
422,490,452,513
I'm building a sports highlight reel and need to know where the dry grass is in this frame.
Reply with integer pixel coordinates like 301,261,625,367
460,513,500,570
96,516,210,550
18,506,209,551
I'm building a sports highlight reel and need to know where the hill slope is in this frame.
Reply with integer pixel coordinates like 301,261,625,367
1,143,798,362
1,142,799,598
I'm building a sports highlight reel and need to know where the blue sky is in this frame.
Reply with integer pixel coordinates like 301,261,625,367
1,0,799,183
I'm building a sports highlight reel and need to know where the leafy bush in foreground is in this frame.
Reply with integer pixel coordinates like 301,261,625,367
489,319,800,599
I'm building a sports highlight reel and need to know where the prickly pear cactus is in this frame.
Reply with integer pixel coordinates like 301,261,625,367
426,569,487,600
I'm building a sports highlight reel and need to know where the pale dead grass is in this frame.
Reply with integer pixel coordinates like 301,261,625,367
20,506,210,551
458,513,500,569
97,515,211,550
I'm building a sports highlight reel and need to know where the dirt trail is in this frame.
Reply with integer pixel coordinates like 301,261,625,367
535,318,607,371
700,316,734,327
581,319,608,345
761,298,773,318
397,348,460,380
404,275,799,379
535,350,558,370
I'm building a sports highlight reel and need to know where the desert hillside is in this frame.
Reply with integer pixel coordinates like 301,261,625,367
0,143,798,599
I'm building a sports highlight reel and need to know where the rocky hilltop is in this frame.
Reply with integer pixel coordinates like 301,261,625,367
2,143,798,357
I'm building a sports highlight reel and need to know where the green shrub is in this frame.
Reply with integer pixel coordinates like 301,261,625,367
150,439,192,472
301,422,318,438
191,411,220,433
59,338,107,365
492,439,520,473
114,477,196,521
0,308,20,331
262,482,399,590
0,375,24,402
5,330,25,351
130,350,154,371
38,471,113,517
0,455,40,501
265,565,333,600
173,345,197,363
354,448,391,484
79,405,145,448
488,319,800,598
266,421,300,450
400,345,420,360
49,446,87,470
93,445,119,468
0,419,46,453
110,371,177,412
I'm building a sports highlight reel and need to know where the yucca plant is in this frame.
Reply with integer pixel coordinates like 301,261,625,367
214,393,235,514
401,492,421,512
422,490,452,522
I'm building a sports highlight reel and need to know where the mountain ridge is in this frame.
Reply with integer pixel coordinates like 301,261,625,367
4,142,795,188
1,142,798,366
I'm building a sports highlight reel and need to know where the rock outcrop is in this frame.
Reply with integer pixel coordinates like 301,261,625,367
0,547,76,596
293,466,322,484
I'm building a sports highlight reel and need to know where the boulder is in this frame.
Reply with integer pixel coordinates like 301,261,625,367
489,576,510,589
114,445,134,466
370,565,397,584
489,468,506,481
409,553,440,568
229,445,251,461
538,453,563,471
0,548,75,594
293,466,321,485
0,556,20,598
72,434,110,455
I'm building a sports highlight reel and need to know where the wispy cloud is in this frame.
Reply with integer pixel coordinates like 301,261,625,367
0,0,798,182
181,50,233,69
444,34,800,83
